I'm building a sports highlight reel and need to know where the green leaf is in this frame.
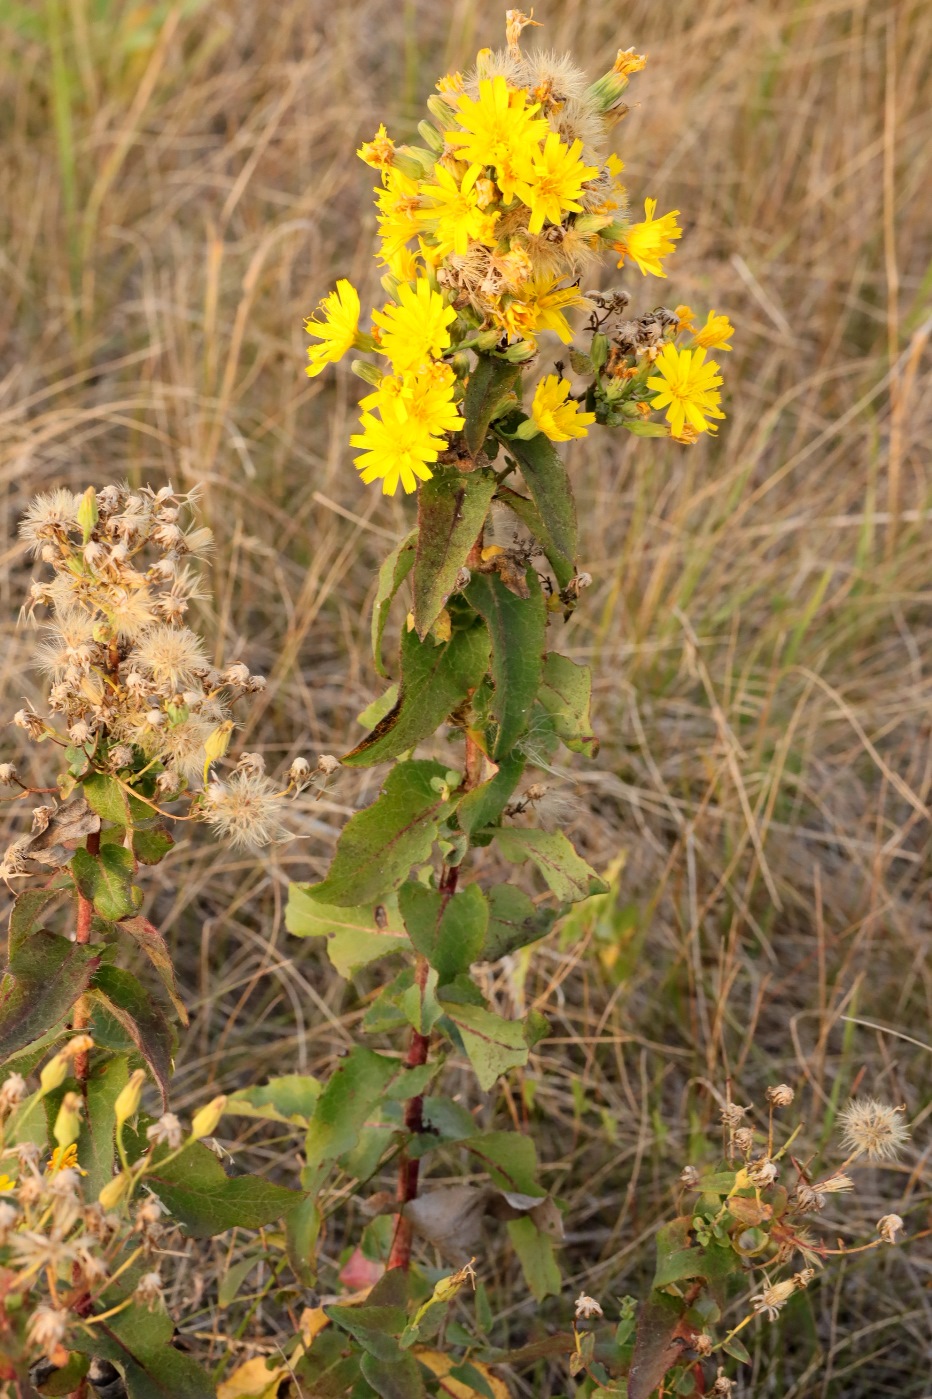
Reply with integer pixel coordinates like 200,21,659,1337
539,653,599,757
483,885,558,960
72,1296,215,1398
286,885,409,975
86,965,175,1108
132,823,174,865
506,1216,561,1301
145,1140,303,1237
307,760,458,907
465,569,546,759
0,932,98,1062
494,827,608,903
497,428,577,587
79,1053,130,1196
464,1130,544,1197
463,356,521,457
457,754,526,838
628,1293,694,1399
398,882,488,984
36,1351,90,1395
412,469,497,639
9,888,64,951
358,683,399,730
286,1193,321,1287
439,1000,529,1090
73,843,136,921
344,621,490,766
304,1046,400,1173
117,914,188,1025
372,529,417,677
217,1254,259,1307
361,1351,428,1399
226,1074,321,1127
82,771,131,827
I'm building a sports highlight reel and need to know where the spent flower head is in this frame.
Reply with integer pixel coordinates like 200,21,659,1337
838,1098,910,1162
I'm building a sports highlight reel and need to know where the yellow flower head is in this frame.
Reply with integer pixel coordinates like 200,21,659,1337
519,276,588,344
47,1142,85,1175
692,308,735,352
446,76,551,202
357,123,396,174
522,374,596,442
514,133,599,235
615,198,682,277
372,279,458,372
419,162,499,257
0,1172,16,1193
362,362,464,439
350,394,447,496
647,343,725,438
437,71,465,99
614,47,647,78
304,280,361,379
375,167,424,257
674,304,696,333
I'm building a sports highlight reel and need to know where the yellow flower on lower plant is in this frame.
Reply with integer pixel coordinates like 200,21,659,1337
647,343,725,437
351,393,449,496
513,133,599,235
362,363,464,439
445,76,550,203
521,277,589,344
375,166,423,258
614,197,682,277
357,122,396,173
418,162,499,257
674,304,696,333
304,280,361,378
0,1172,15,1192
47,1142,85,1175
517,375,596,443
372,279,458,373
692,308,735,351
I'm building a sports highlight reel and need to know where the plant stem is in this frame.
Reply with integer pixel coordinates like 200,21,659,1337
72,828,100,1093
386,732,483,1271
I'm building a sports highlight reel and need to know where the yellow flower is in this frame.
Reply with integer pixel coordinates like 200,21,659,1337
418,162,498,257
446,76,550,202
647,343,725,437
0,1173,16,1193
47,1142,85,1175
520,277,588,344
357,122,396,173
304,280,361,379
614,47,647,77
375,167,423,257
674,304,696,332
615,198,682,277
518,375,596,442
513,133,599,235
692,308,735,352
372,279,457,372
350,396,447,496
362,363,464,439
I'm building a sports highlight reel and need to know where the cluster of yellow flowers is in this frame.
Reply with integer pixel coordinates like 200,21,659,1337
304,15,734,494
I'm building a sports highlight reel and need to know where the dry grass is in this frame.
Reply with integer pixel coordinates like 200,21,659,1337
1,0,932,1392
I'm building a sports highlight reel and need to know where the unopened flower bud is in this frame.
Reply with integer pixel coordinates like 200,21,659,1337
114,1069,146,1130
190,1095,227,1141
39,1053,70,1096
98,1171,133,1210
77,486,99,544
733,1127,754,1157
53,1092,83,1149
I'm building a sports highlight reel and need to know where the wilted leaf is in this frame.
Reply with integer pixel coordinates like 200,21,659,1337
87,965,175,1108
539,653,599,757
217,1356,284,1399
413,469,496,638
465,569,546,759
307,761,458,907
372,529,417,677
416,1350,511,1399
17,795,100,868
402,1184,492,1261
117,915,188,1024
493,827,608,903
627,1292,695,1399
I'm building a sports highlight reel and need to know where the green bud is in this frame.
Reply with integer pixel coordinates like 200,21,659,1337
591,333,609,371
190,1094,227,1141
417,118,444,154
350,359,384,388
98,1170,133,1210
394,148,430,179
77,486,98,545
502,339,535,364
53,1092,83,1149
426,94,457,129
473,330,502,352
39,1053,69,1096
513,418,541,441
114,1069,146,1130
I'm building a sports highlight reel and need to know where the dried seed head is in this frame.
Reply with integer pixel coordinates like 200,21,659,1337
147,1113,183,1149
574,1292,603,1320
839,1098,909,1162
0,1072,27,1112
751,1278,796,1321
793,1183,824,1213
680,1164,700,1189
236,751,266,777
816,1172,854,1195
695,1333,713,1357
711,1370,736,1398
0,763,18,785
288,757,311,789
202,774,289,849
721,1103,750,1130
134,1270,164,1308
733,1127,754,1158
793,1267,816,1288
767,1084,794,1108
26,1304,68,1360
877,1213,904,1244
747,1158,778,1188
317,754,340,776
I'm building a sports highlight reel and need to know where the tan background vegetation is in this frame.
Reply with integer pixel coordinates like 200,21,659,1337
1,0,931,1391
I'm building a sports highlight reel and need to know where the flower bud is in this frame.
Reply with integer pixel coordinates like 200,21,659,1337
39,1053,70,1096
98,1171,133,1210
190,1095,227,1141
114,1069,147,1130
77,486,99,544
53,1092,83,1149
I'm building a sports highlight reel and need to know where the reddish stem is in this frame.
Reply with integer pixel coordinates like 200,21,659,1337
386,733,483,1272
72,828,100,1092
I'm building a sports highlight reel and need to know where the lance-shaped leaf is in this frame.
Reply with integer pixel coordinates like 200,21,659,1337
145,1139,303,1237
493,827,608,903
413,468,496,639
466,569,546,760
344,621,490,767
539,652,599,758
372,529,417,677
457,754,525,838
72,843,137,921
506,1216,562,1301
398,882,488,984
0,931,98,1062
307,760,458,907
117,915,188,1024
304,1045,400,1172
286,886,409,976
79,1053,130,1197
439,999,529,1091
497,426,577,587
463,355,521,457
86,965,175,1108
483,884,559,960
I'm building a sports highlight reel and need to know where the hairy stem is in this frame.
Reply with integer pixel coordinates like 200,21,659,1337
386,731,483,1271
72,827,100,1092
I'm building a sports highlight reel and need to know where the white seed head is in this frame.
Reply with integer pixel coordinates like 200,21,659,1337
877,1213,904,1244
839,1098,910,1162
574,1292,603,1320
